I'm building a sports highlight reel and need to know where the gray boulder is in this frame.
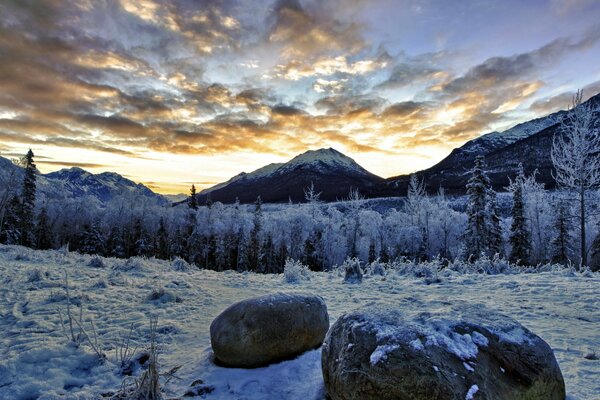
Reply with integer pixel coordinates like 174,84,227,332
322,300,565,400
210,293,329,368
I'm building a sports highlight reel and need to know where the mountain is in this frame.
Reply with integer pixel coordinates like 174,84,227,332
196,148,384,203
196,92,600,203
384,92,600,195
0,158,168,205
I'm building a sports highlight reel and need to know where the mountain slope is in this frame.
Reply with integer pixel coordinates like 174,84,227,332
197,148,384,203
0,158,168,205
385,92,600,195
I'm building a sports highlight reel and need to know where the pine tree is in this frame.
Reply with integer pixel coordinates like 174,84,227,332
189,184,198,210
464,156,490,259
276,241,288,273
368,240,377,263
0,196,21,245
304,229,324,271
156,217,169,260
20,149,37,247
35,206,52,250
261,234,276,273
246,196,262,271
106,226,126,258
509,167,531,264
550,200,572,265
236,228,249,272
486,189,503,257
80,220,105,255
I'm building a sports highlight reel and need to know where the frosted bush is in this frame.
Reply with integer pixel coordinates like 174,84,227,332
366,260,386,276
114,257,145,273
13,248,31,261
26,268,46,283
342,257,363,283
88,256,106,269
147,287,182,303
171,257,191,272
283,258,310,283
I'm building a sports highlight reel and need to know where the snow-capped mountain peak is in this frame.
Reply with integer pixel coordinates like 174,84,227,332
278,148,370,175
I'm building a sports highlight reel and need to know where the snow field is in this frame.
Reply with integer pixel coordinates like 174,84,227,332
0,245,598,399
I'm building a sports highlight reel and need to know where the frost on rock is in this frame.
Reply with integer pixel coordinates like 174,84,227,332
370,344,399,365
465,384,479,400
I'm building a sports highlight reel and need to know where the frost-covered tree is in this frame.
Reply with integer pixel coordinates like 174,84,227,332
20,149,37,246
35,206,52,250
486,189,503,257
464,156,490,259
1,196,21,245
0,159,19,239
551,90,600,268
246,196,262,271
550,199,572,265
80,220,105,255
156,217,169,260
521,171,551,262
509,166,531,264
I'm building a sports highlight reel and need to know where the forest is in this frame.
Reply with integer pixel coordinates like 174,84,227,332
1,92,599,272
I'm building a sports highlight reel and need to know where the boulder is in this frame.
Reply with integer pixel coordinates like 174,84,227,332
210,293,329,368
322,301,565,400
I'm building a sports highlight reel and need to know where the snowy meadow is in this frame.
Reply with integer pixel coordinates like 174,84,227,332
0,245,598,399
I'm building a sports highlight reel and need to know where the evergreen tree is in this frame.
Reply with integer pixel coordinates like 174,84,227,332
368,240,377,263
550,200,572,264
464,156,490,259
189,184,198,210
0,196,21,245
303,229,324,271
236,228,249,272
379,242,390,263
486,189,503,257
276,241,288,273
261,233,276,273
246,196,262,271
20,149,37,247
156,217,169,260
509,167,531,264
132,218,152,256
35,206,52,250
80,220,105,255
106,226,126,258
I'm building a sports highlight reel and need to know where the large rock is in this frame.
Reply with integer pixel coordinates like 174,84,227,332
322,300,565,400
210,293,329,368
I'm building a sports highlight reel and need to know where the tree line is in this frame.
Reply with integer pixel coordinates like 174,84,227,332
0,90,598,271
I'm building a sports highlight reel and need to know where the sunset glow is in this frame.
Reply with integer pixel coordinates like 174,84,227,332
1,0,600,193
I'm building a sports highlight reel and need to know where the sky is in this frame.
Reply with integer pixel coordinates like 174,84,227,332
1,0,600,194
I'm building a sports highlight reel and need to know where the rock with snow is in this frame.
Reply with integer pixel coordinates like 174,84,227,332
321,301,565,400
210,293,329,368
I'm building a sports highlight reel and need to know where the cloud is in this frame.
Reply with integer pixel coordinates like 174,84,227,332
268,0,365,61
529,80,600,114
36,160,111,169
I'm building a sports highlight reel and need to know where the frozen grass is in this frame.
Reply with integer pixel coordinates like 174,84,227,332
0,245,598,399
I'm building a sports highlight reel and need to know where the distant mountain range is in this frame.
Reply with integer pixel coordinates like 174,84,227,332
2,92,599,205
0,159,168,205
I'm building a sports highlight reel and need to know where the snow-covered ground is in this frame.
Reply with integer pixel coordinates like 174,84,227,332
0,245,598,399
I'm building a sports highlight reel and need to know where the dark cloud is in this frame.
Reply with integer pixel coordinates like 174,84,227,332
376,63,442,90
441,26,600,95
530,80,600,114
36,160,111,169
